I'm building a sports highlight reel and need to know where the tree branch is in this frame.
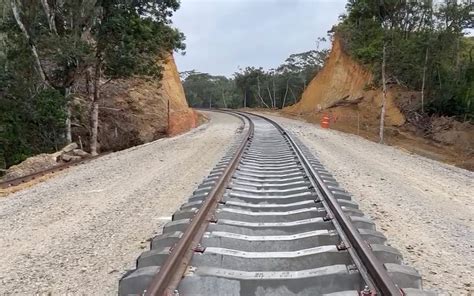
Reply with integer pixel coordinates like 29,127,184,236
40,0,57,35
10,0,50,88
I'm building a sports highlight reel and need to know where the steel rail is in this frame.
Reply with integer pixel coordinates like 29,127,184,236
247,111,402,296
0,154,107,189
145,112,254,296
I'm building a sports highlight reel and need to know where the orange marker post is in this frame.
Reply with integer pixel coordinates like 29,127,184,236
320,114,330,128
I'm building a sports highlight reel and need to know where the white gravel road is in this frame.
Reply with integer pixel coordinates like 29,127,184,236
0,111,241,295
257,112,473,295
1,110,472,295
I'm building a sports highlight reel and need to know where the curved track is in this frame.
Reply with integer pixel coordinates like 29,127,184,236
119,111,433,296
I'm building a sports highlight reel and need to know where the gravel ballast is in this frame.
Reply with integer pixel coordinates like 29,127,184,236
0,111,241,295
257,112,473,295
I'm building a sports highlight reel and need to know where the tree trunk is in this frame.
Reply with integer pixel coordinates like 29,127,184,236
89,59,101,156
256,76,270,108
243,90,247,108
222,90,227,108
455,37,461,80
437,67,442,89
272,78,276,108
379,42,387,144
281,78,289,109
40,0,57,35
266,85,274,108
421,46,429,113
10,0,49,87
85,66,94,147
65,86,72,144
90,101,99,156
290,88,297,104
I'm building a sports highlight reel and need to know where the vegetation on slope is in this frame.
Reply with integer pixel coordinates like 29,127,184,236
336,0,473,119
0,0,185,170
183,1,472,123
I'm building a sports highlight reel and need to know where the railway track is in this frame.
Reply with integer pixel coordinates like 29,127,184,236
0,154,105,189
119,111,433,296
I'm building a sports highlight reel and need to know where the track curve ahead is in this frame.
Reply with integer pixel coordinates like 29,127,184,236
119,111,434,296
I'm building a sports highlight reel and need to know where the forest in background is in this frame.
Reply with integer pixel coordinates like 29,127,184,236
183,0,473,121
0,0,185,170
182,41,329,110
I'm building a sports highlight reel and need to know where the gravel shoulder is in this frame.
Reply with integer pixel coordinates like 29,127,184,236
256,112,473,295
0,111,241,295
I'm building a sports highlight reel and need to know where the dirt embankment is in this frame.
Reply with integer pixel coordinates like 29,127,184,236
2,54,201,181
284,37,473,170
72,54,200,153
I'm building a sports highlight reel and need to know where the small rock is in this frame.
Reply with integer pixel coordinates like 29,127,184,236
72,149,90,157
61,154,74,162
61,142,78,153
61,154,82,162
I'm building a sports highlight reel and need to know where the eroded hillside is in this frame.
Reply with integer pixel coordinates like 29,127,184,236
284,37,474,170
2,54,199,180
73,54,199,152
284,36,406,126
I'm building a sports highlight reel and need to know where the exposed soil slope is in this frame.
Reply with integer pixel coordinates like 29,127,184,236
2,54,200,180
73,54,198,152
284,37,473,170
285,36,405,126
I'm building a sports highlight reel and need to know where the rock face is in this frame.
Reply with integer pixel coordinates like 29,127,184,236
284,36,407,127
282,36,474,171
72,54,198,152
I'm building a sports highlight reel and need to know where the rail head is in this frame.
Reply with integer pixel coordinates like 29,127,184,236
245,111,402,296
145,111,254,296
0,154,106,189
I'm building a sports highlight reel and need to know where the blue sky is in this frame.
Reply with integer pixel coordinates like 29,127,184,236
172,0,347,77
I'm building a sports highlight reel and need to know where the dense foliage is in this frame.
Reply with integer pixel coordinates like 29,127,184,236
337,0,473,119
0,0,184,169
183,46,329,109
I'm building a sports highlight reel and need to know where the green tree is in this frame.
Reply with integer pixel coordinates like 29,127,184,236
181,45,329,110
88,0,185,154
0,0,185,168
337,0,473,120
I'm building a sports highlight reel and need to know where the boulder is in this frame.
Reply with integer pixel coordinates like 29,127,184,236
61,154,82,162
61,142,79,153
72,149,90,157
